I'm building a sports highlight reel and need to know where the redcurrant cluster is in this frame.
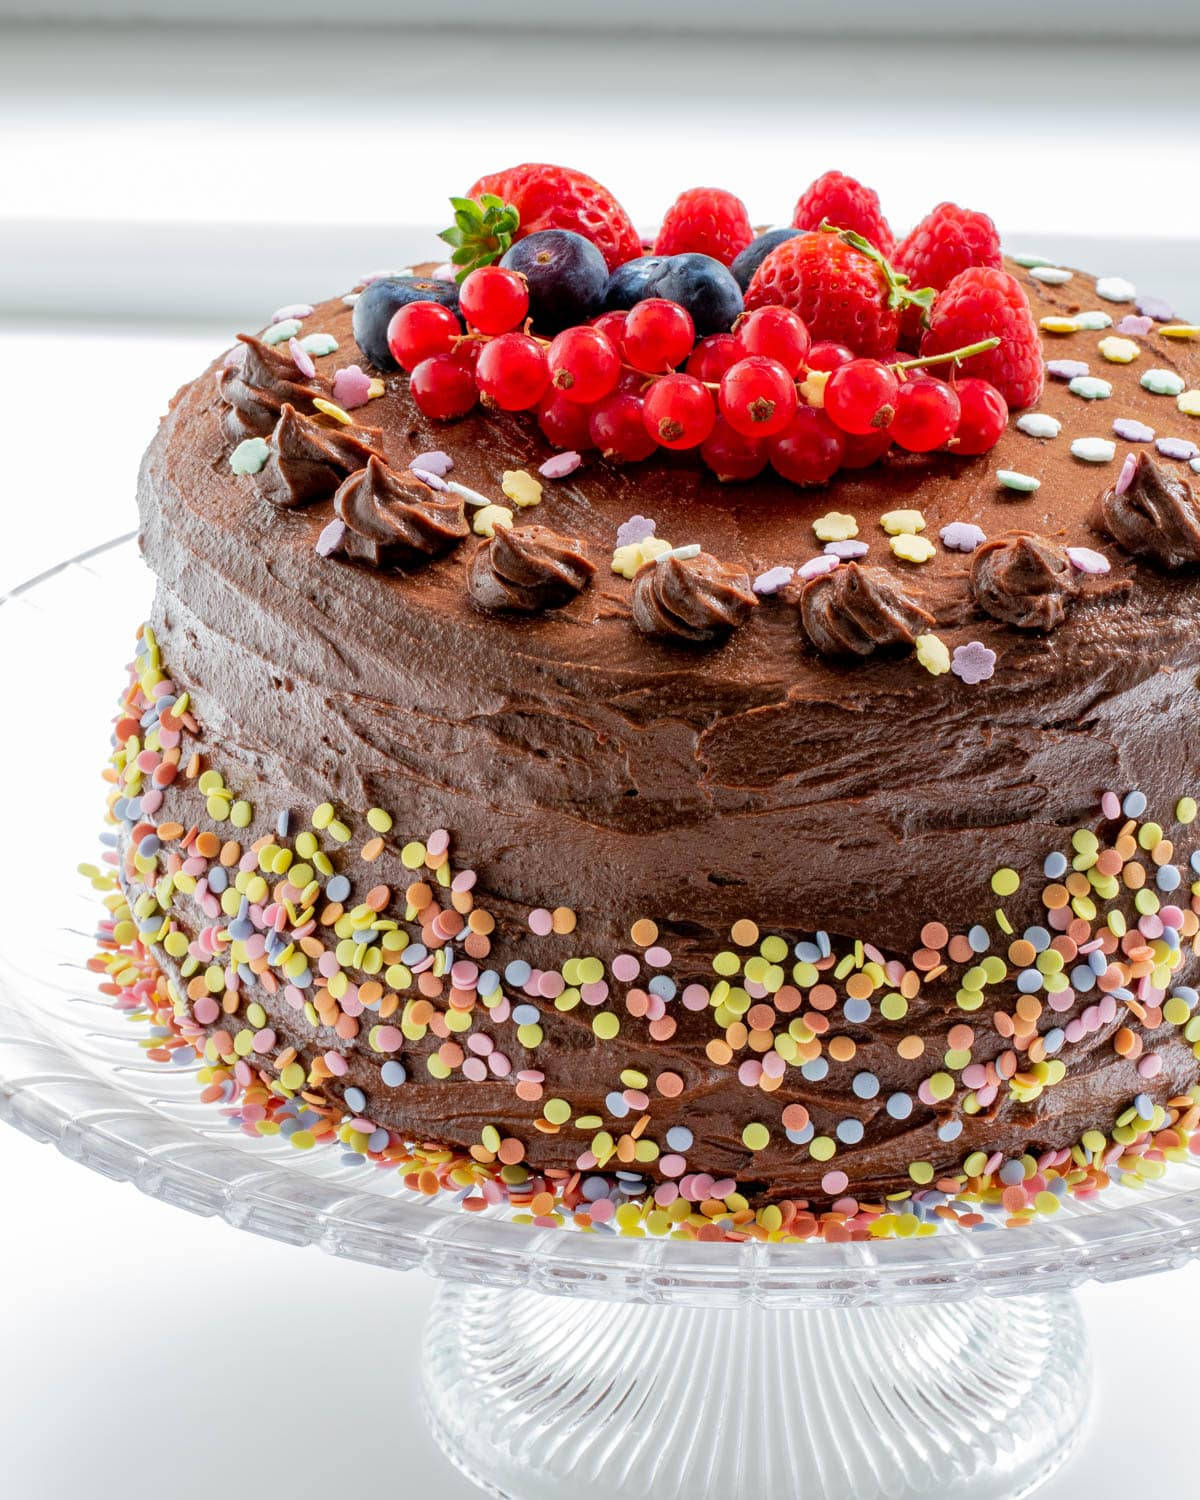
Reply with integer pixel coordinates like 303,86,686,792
386,264,1009,484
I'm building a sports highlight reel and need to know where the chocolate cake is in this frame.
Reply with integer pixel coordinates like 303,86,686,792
97,166,1200,1242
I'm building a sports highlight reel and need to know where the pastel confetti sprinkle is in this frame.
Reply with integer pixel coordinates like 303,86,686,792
1069,375,1112,401
1017,413,1061,439
1115,315,1155,337
914,633,951,675
997,469,1040,493
940,521,986,552
951,641,996,684
813,511,858,542
1115,452,1138,495
272,302,313,322
411,467,448,490
315,518,346,557
881,508,925,536
288,337,316,378
1157,437,1199,462
411,450,454,476
501,470,543,508
1030,265,1073,285
1112,418,1155,443
797,554,840,580
1097,337,1139,365
1066,546,1111,575
1075,311,1113,331
312,398,353,426
1160,325,1200,341
332,365,372,409
1095,276,1137,303
616,514,656,548
890,534,936,563
263,318,301,346
824,539,869,559
753,565,794,595
1040,316,1078,334
1142,369,1186,397
1047,359,1089,382
539,451,582,478
1178,391,1200,418
1070,437,1116,464
1137,295,1176,322
229,436,270,475
299,332,339,357
472,504,514,537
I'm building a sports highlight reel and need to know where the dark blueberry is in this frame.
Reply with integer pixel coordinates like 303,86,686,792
646,254,743,336
730,228,802,291
602,255,667,312
500,230,608,335
351,275,461,371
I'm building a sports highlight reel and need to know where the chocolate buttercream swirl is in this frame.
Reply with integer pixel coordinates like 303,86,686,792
331,456,468,568
971,532,1077,631
1095,451,1200,570
255,403,385,509
217,334,329,443
631,551,756,643
800,563,934,658
468,524,594,614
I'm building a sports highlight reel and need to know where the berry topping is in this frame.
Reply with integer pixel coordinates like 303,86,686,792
791,170,895,255
890,376,962,452
894,203,1002,295
501,229,608,334
838,427,893,469
536,390,595,451
700,418,769,482
459,266,530,335
409,354,479,421
351,275,461,371
643,373,717,450
546,326,621,404
591,309,630,345
735,306,812,375
468,162,642,272
730,228,801,291
718,356,798,438
951,377,1009,455
474,332,550,411
386,300,462,372
768,406,846,486
686,334,744,384
622,298,696,374
653,187,754,267
589,393,658,463
648,254,744,335
602,256,668,312
806,341,856,372
920,267,1045,408
824,358,899,435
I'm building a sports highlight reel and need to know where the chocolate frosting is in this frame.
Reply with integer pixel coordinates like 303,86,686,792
631,551,757,643
255,403,385,508
800,563,933,658
468,524,595,613
1096,451,1200,570
217,333,329,442
332,456,468,568
970,532,1078,631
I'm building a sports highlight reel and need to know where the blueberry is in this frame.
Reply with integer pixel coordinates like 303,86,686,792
602,255,667,312
646,254,743,336
730,229,802,291
351,275,461,371
500,230,607,334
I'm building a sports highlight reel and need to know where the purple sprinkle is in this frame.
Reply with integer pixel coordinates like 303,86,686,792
411,466,448,490
616,514,656,548
539,451,582,479
288,337,316,379
1066,545,1111,576
1116,452,1138,495
1047,359,1089,381
940,521,987,553
1137,295,1176,323
411,450,454,476
798,554,840,581
1115,315,1155,337
1112,419,1155,444
753,564,794,596
273,302,313,323
333,364,372,410
1157,437,1199,462
824,539,869,560
315,519,345,557
951,641,996,685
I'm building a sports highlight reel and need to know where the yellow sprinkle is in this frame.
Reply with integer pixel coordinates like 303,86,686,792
1040,316,1079,334
1176,796,1197,825
799,369,829,407
501,469,543,508
881,508,926,535
1160,325,1200,340
593,1013,620,1041
914,632,950,675
313,397,353,425
367,377,386,398
742,1122,770,1151
473,504,514,538
1178,390,1200,418
367,807,393,833
892,533,935,564
1097,336,1140,364
813,511,858,542
230,799,253,828
992,867,1021,897
611,536,672,579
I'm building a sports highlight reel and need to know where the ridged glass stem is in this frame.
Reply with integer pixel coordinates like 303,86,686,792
422,1284,1089,1500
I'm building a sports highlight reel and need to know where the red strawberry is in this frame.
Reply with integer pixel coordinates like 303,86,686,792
920,267,1044,409
792,171,894,256
895,203,1002,293
469,163,642,272
744,232,903,358
654,187,754,266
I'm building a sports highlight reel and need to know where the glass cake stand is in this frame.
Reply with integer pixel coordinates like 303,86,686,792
4,537,1200,1500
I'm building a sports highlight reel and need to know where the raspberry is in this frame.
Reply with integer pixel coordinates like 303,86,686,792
920,267,1044,409
469,163,642,272
654,187,754,267
894,203,1002,294
744,233,900,358
792,171,894,256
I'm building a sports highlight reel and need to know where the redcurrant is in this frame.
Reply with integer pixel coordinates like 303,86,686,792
386,300,461,372
643,373,716,450
718,356,798,439
890,376,961,452
537,390,595,451
806,341,855,373
546,326,620,405
951,378,1009,455
622,298,695,374
735,306,811,375
700,417,769,482
590,310,629,345
768,407,846,486
686,334,743,384
409,354,478,420
839,428,893,469
475,332,550,412
824,359,899,435
589,394,659,463
458,266,530,335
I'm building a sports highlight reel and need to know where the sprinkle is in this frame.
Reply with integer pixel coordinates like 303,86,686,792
1070,437,1116,464
890,533,936,563
1040,316,1079,334
1160,325,1200,340
742,1122,770,1152
1157,437,1199,461
1178,391,1200,418
616,514,656,548
992,867,1020,897
263,318,301,346
229,436,270,475
1112,418,1155,443
411,468,447,490
798,554,839,580
1011,252,1053,268
313,397,353,426
951,641,996,684
473,504,513,537
1138,295,1176,322
446,480,493,508
412,450,454,476
1075,311,1113,331
612,536,671,578
940,521,986,552
880,508,925,535
1097,337,1140,364
1192,457,1200,475
825,539,869,560
1030,265,1073,285
1069,375,1112,401
539,451,582,478
1066,546,1111,576
1096,276,1136,303
299,332,338,357
1115,315,1154,337
1047,359,1089,381
753,565,794,596
1142,369,1186,397
1115,453,1138,494
315,518,345,557
288,337,316,378
1017,413,1061,439
1177,797,1198,825
658,544,701,563
915,633,950,675
272,302,313,322
367,378,385,399
997,469,1040,493
813,511,858,542
332,365,372,409
501,470,543,508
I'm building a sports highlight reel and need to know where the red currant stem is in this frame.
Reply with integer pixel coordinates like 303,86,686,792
890,337,1000,373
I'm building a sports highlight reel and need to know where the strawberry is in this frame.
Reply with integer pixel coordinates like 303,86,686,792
895,203,1002,293
792,171,894,256
468,163,642,272
744,230,929,358
920,267,1044,409
654,187,754,266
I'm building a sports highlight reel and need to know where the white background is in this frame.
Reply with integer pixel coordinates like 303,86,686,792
3,12,1200,1498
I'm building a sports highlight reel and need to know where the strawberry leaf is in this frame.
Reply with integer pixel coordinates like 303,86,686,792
438,194,520,281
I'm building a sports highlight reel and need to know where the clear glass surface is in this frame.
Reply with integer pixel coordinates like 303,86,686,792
1,535,1196,1498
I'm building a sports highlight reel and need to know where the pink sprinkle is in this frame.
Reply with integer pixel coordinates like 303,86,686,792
612,953,640,982
1115,452,1138,496
489,1052,512,1078
539,451,582,479
654,1155,685,1179
682,983,709,1011
644,945,671,968
822,1170,849,1196
1101,790,1122,818
538,971,565,999
316,518,345,557
467,1032,494,1056
580,980,609,1005
654,1182,680,1204
288,337,316,379
252,1028,276,1054
1138,1053,1163,1078
426,828,450,858
528,908,553,936
193,997,219,1025
375,1025,403,1052
452,869,477,893
324,1050,348,1076
616,514,656,548
798,553,839,581
1115,315,1155,336
1066,545,1110,575
332,364,372,409
462,1057,488,1082
450,961,479,988
738,1059,763,1086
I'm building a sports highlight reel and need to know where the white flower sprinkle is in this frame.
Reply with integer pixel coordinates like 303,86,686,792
1070,437,1116,464
1095,276,1137,303
1030,265,1073,285
1017,413,1062,439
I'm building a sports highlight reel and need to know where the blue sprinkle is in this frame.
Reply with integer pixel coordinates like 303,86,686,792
1070,965,1096,992
1157,865,1181,892
886,1092,913,1120
786,1123,815,1146
207,865,228,893
381,1061,406,1087
325,874,351,903
1017,969,1043,993
276,810,291,837
998,1159,1026,1186
852,1071,880,1100
138,834,160,857
1023,925,1051,952
816,931,832,958
937,1119,963,1142
800,1057,829,1082
512,1003,540,1026
1172,986,1198,1008
581,1176,610,1201
1191,851,1200,875
1123,789,1147,818
341,1152,366,1167
967,925,990,953
794,942,821,963
1043,851,1069,879
477,969,500,997
403,943,428,965
1089,950,1108,975
344,1086,367,1114
666,1126,693,1151
605,1091,630,1118
843,997,871,1024
1044,1027,1065,1054
368,1128,389,1153
1134,1092,1154,1121
279,1115,304,1137
836,1118,864,1144
505,960,532,987
648,975,676,1000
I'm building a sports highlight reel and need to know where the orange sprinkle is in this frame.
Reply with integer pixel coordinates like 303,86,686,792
361,837,385,862
631,917,658,947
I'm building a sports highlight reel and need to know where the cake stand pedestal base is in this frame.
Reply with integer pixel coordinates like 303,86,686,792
422,1283,1089,1500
